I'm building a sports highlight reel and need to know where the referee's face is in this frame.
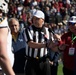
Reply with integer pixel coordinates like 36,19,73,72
33,16,44,28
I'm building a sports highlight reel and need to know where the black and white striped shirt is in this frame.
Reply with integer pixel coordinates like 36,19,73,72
24,25,51,58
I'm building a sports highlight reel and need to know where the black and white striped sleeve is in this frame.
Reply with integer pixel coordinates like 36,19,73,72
24,28,33,43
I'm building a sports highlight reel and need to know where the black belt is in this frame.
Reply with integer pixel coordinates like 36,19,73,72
25,55,47,62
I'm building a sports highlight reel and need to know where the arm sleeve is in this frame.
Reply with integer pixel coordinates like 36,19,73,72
23,28,33,43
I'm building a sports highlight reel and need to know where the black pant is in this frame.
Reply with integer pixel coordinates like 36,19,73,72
25,57,51,75
51,64,58,75
13,48,26,74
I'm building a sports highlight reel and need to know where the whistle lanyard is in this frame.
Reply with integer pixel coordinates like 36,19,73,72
72,34,76,44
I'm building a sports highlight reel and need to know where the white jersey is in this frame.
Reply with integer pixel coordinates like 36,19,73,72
0,17,14,66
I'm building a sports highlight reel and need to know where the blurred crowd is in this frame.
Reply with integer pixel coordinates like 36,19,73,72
7,0,76,36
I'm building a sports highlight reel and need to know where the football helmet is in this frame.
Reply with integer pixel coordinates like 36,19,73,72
5,0,9,3
0,0,8,13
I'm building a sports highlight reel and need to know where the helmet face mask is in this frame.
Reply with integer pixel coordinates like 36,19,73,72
0,0,8,14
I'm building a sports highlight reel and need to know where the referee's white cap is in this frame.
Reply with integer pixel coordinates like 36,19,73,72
33,10,45,19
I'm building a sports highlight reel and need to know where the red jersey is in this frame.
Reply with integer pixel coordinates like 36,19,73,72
61,31,76,70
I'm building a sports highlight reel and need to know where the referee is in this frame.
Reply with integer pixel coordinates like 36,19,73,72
24,10,58,75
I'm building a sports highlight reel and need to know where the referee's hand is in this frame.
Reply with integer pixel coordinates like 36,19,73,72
47,41,58,52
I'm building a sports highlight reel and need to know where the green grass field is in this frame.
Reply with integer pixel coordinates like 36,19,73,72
57,62,63,75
